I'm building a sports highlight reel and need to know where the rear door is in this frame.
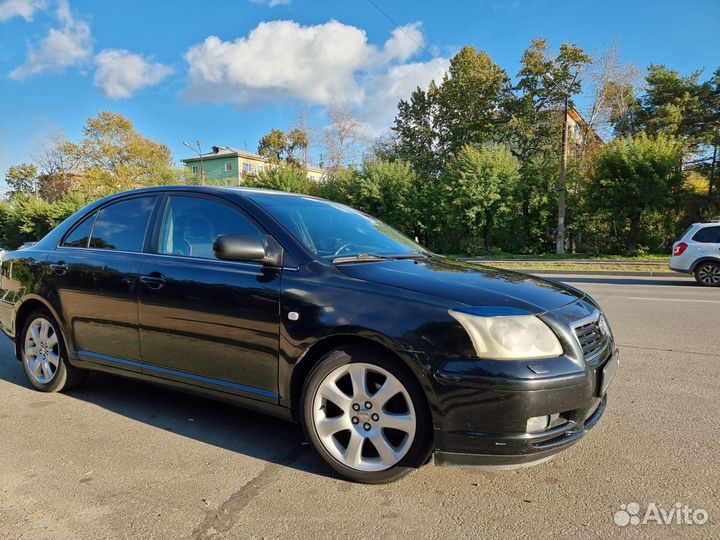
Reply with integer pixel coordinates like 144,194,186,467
692,225,720,262
137,193,281,402
46,194,159,371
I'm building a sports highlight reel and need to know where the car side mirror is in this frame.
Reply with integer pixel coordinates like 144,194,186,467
213,235,283,267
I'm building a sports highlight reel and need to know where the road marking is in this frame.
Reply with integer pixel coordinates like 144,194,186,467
626,296,720,304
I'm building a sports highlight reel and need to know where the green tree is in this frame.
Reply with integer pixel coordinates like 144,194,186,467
318,167,364,208
589,133,683,254
390,85,440,179
287,128,309,165
435,46,511,157
501,39,589,252
361,160,415,231
4,163,38,198
249,164,315,195
258,128,289,162
0,194,84,249
699,68,720,203
443,144,520,252
78,112,177,198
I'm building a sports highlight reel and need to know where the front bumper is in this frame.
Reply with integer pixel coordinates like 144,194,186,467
430,345,618,468
435,394,606,468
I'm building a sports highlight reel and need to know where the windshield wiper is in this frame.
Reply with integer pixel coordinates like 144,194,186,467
332,253,389,265
390,252,430,260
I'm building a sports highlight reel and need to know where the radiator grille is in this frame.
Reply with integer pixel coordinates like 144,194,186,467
574,318,607,362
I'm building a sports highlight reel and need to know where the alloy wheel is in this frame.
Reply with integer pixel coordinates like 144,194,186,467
697,264,720,286
24,318,60,385
312,362,416,472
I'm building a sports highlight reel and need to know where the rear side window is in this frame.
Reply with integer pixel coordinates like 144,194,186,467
62,213,97,248
89,196,157,252
692,226,720,243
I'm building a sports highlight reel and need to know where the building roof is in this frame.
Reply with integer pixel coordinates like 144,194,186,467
182,145,325,173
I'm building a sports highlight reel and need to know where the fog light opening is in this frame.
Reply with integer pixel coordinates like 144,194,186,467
526,415,551,433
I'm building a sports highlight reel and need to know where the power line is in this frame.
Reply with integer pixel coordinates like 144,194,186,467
365,0,447,71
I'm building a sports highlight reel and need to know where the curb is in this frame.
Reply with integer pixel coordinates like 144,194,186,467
517,269,680,277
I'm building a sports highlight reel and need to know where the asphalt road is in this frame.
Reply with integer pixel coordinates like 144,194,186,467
1,274,718,540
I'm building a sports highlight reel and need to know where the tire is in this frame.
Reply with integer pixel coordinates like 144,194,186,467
694,262,720,287
300,346,432,484
20,308,87,392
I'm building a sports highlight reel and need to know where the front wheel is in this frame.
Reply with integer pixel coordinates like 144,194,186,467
21,309,87,392
300,347,432,484
694,262,720,287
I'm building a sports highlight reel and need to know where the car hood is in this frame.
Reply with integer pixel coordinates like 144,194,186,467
336,257,585,314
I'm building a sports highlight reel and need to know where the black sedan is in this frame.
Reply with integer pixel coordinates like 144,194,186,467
0,186,618,483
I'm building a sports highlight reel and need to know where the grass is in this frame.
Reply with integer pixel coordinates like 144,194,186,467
481,261,673,273
463,250,669,261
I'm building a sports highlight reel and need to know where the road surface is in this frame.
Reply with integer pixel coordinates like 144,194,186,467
0,274,718,539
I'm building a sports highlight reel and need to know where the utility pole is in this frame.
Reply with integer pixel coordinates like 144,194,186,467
556,94,569,254
545,71,576,255
183,140,206,185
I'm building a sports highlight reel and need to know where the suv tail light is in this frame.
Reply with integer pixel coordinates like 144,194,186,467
673,242,688,256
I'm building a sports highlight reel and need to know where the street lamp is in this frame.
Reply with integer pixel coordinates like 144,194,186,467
183,140,205,185
545,73,571,255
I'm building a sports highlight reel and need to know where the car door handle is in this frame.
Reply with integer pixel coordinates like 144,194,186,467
50,262,68,275
139,273,167,289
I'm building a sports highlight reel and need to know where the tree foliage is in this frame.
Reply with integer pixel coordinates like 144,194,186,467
248,163,316,195
588,133,683,254
258,128,289,161
443,144,520,251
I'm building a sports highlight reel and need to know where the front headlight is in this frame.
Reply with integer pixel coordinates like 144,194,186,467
449,310,563,360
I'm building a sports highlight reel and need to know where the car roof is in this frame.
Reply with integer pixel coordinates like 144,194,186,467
694,220,720,227
110,185,322,202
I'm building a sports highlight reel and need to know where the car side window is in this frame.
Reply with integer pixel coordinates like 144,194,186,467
692,226,720,243
89,196,157,252
158,196,263,260
62,212,98,248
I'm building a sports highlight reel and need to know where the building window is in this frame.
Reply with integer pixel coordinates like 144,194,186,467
225,162,233,172
257,164,265,173
243,162,254,173
191,165,198,175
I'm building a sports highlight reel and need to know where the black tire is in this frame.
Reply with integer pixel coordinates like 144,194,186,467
300,346,433,484
694,262,720,287
20,308,87,392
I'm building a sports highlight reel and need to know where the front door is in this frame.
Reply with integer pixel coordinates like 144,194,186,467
137,194,281,402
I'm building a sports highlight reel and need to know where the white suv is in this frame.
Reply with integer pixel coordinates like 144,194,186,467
669,221,720,286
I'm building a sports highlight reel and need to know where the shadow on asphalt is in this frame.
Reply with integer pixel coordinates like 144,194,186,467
541,276,699,287
0,349,334,479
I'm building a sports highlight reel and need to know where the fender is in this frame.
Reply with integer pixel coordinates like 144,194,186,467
690,256,720,273
11,293,71,363
280,326,441,423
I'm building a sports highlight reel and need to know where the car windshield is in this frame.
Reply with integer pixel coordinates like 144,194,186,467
253,194,426,261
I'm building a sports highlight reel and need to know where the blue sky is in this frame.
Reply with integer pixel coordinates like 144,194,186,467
1,0,719,189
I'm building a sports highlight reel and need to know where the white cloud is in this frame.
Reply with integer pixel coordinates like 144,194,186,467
94,49,173,99
363,58,449,135
381,23,424,63
184,20,372,107
183,19,445,132
9,0,92,79
0,0,47,22
250,0,291,6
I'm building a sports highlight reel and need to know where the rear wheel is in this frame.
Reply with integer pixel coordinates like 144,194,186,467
694,262,720,287
21,309,87,392
300,347,432,484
